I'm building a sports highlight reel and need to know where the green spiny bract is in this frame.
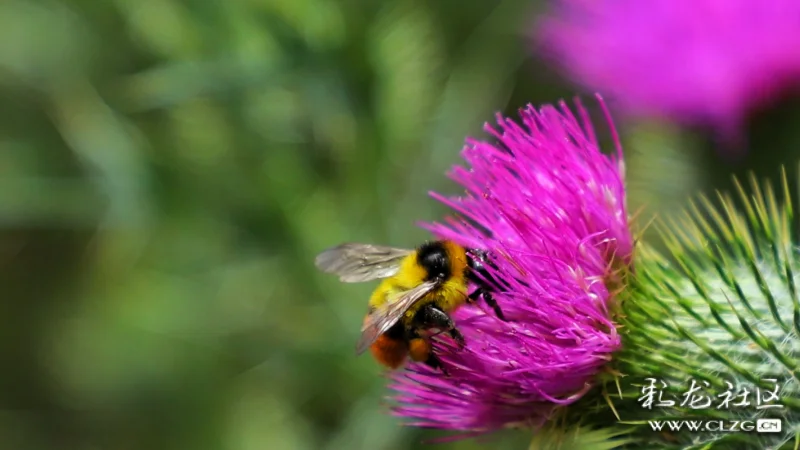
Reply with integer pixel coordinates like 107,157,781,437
549,169,799,450
615,168,800,449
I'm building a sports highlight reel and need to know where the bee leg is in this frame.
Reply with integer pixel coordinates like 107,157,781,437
416,304,466,348
469,288,507,321
467,252,509,321
423,352,449,375
447,326,466,349
407,331,449,375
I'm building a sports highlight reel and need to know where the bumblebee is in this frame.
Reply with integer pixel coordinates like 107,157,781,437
315,240,507,371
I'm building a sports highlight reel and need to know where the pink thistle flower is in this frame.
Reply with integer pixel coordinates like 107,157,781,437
534,0,800,146
387,96,632,435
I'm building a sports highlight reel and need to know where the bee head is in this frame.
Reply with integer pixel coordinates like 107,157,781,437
416,241,451,282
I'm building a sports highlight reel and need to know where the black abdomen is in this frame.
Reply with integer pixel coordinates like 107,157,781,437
384,321,405,340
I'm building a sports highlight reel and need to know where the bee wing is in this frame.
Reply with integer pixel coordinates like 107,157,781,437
355,280,438,355
314,243,413,283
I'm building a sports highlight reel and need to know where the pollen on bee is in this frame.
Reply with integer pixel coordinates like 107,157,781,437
408,338,432,362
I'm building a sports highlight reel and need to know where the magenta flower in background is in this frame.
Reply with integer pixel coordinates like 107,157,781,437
534,0,800,144
388,97,632,435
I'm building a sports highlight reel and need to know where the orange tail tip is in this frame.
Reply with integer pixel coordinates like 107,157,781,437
370,334,408,369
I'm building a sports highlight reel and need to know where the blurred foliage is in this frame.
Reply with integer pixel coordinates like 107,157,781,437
2,0,800,449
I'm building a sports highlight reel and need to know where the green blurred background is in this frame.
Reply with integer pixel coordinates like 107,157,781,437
3,1,800,449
